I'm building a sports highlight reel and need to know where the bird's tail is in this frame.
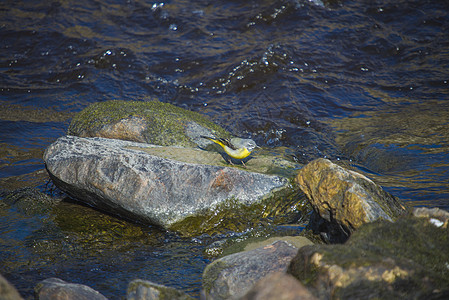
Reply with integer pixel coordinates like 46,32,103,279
200,135,213,140
200,135,216,143
200,136,227,148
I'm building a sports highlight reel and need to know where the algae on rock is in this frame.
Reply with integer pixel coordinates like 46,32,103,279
288,216,449,299
169,181,309,236
68,99,231,147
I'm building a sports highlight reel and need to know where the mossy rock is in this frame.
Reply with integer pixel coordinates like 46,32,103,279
68,99,230,147
288,216,449,299
127,279,193,300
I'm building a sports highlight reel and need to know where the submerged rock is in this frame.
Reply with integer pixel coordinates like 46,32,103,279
44,136,303,236
1,187,60,216
35,278,107,300
214,235,313,258
202,240,299,300
296,158,410,242
203,228,312,258
287,216,449,299
127,280,193,300
242,236,313,252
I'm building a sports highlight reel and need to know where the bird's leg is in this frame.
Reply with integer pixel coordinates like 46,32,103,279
241,160,247,168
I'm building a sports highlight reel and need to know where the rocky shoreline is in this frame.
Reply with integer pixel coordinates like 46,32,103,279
2,100,449,299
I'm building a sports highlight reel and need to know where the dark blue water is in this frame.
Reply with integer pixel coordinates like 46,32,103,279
1,0,449,298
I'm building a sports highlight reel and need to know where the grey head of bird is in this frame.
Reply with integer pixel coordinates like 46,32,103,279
245,140,258,152
231,138,258,152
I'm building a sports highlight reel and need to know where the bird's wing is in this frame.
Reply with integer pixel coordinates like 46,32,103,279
218,138,236,150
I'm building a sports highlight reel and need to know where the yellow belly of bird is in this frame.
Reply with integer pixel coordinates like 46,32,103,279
223,146,251,160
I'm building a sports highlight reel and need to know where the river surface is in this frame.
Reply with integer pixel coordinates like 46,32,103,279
1,0,448,298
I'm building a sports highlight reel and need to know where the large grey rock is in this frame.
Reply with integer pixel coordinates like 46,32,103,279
44,136,299,236
202,240,299,300
295,158,410,242
35,278,107,300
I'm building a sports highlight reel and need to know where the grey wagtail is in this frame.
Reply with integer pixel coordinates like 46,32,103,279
200,135,258,167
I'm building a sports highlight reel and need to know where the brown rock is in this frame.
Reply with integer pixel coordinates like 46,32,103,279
240,272,317,300
0,274,23,300
295,158,409,242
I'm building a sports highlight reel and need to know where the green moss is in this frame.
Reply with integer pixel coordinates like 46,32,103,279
29,201,149,256
170,180,310,237
343,217,449,275
68,99,230,147
289,216,449,296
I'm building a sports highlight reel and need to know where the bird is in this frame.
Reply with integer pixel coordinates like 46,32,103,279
200,135,258,167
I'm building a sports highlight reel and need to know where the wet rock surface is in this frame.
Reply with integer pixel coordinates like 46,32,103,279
296,158,410,242
35,278,107,300
127,279,193,300
43,135,301,236
202,240,299,300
